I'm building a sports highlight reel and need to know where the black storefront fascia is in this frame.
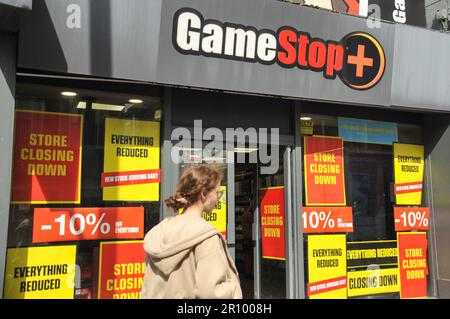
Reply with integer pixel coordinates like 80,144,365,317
1,0,450,298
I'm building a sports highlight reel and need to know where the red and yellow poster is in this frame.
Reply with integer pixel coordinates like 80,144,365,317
103,118,160,201
307,234,347,299
4,245,77,299
302,206,353,233
33,207,144,243
260,186,285,260
393,143,424,205
304,136,346,206
11,110,83,204
397,232,428,299
98,241,146,299
394,207,430,231
202,185,227,239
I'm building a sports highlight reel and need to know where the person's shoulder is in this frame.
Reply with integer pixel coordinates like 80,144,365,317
198,233,228,254
194,234,224,260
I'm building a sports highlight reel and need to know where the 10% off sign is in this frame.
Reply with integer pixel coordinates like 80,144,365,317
394,207,429,231
302,207,353,233
32,207,144,243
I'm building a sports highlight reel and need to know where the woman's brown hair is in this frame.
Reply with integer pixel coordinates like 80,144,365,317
165,164,224,212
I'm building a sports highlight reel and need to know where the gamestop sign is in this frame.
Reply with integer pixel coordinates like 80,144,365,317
173,8,385,90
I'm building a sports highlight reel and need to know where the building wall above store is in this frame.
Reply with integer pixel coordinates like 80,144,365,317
0,0,31,33
0,0,31,9
16,0,450,112
391,24,450,112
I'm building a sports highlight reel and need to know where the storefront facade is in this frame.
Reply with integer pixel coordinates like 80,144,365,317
1,0,450,299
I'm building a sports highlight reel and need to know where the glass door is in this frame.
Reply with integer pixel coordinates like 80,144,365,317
170,138,294,299
233,145,292,299
256,145,290,299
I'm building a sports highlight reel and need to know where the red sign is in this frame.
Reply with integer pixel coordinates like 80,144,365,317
302,207,353,233
394,182,423,195
397,232,428,299
307,276,347,297
98,241,146,299
11,110,83,204
101,169,161,187
32,207,144,243
260,187,285,260
394,207,430,231
304,136,346,206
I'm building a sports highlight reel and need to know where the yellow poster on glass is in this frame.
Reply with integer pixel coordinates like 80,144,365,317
307,234,347,299
102,118,160,201
202,185,227,239
347,268,399,297
4,245,77,299
393,143,424,205
178,186,227,238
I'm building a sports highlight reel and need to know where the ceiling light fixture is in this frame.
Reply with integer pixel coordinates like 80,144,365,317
300,117,312,121
61,91,77,97
129,99,143,104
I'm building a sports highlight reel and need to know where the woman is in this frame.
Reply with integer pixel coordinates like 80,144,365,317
140,164,242,299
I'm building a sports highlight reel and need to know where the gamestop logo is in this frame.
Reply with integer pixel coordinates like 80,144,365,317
173,8,385,90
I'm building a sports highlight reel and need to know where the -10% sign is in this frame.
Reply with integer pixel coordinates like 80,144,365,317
32,207,144,243
55,212,110,236
302,207,353,233
394,207,429,231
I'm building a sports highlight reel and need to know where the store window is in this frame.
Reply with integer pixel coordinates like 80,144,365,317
301,112,429,299
4,79,162,299
176,142,229,239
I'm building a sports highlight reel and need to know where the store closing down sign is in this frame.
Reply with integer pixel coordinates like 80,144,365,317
307,234,347,299
346,240,399,297
394,207,429,231
98,241,146,299
4,246,77,299
11,110,83,204
397,232,428,299
304,136,346,206
347,268,399,297
32,207,144,243
260,187,285,260
302,207,353,233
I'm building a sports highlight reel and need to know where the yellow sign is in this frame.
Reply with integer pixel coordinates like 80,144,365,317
301,119,314,135
394,143,424,205
202,185,227,238
4,246,77,299
307,234,347,299
103,118,160,201
347,268,399,297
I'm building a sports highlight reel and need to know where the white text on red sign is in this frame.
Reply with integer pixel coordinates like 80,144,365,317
302,207,353,233
394,207,429,231
33,207,144,243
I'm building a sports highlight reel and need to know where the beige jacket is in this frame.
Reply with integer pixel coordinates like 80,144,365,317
140,214,242,299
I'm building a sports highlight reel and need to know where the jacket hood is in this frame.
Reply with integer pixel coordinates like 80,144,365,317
143,214,219,276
